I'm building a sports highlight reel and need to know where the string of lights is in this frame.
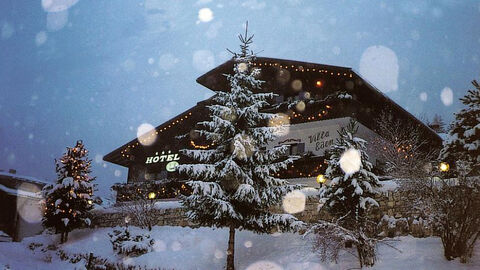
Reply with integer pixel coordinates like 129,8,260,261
113,180,191,202
250,61,353,78
121,112,193,159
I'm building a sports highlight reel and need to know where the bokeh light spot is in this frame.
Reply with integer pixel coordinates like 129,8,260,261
137,123,157,146
291,79,303,91
35,31,48,46
295,101,306,112
237,62,248,72
268,113,290,136
198,8,214,22
16,183,43,223
46,9,68,32
282,190,306,214
246,260,282,270
171,241,182,251
275,69,290,85
359,45,399,92
419,92,428,102
440,87,453,106
153,240,167,252
214,249,224,259
339,148,362,175
42,0,79,12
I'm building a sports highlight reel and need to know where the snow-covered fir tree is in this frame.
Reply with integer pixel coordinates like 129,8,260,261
428,114,446,133
42,140,95,243
318,119,380,267
177,26,302,270
441,78,480,174
433,77,480,261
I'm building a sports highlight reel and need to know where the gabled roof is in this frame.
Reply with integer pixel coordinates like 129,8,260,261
104,56,442,168
196,56,352,92
103,100,210,167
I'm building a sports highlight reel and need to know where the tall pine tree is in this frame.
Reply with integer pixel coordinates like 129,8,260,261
43,140,95,243
178,26,301,270
319,119,380,267
441,78,480,174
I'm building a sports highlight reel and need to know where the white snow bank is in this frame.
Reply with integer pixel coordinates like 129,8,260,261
2,226,480,270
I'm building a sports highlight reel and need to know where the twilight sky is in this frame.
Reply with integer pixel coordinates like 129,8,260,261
1,0,479,197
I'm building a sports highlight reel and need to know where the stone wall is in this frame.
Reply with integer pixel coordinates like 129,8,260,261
91,190,431,236
91,206,193,228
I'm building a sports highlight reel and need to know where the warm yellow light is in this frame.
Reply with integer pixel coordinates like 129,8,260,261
316,174,327,184
87,200,93,205
439,162,450,172
148,192,157,200
315,80,323,88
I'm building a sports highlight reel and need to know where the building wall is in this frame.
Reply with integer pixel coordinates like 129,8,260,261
0,192,16,237
0,192,44,241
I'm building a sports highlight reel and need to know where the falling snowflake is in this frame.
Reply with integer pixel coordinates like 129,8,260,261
419,92,428,102
440,87,453,106
35,31,48,46
359,45,399,92
198,8,213,22
137,123,157,146
339,148,361,175
282,190,306,214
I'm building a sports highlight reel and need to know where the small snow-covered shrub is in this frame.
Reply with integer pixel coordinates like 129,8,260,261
120,195,157,231
28,242,43,251
108,228,154,257
43,253,53,263
378,215,409,237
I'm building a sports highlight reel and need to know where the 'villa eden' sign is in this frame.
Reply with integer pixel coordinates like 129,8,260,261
308,130,335,151
269,122,342,155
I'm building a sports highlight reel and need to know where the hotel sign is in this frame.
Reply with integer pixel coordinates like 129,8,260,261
145,151,181,172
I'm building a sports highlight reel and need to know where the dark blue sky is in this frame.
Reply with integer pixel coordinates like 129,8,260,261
1,0,479,196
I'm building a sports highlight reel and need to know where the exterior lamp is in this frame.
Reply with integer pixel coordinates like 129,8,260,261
439,162,450,172
316,174,327,187
87,199,93,205
315,80,323,88
148,192,157,200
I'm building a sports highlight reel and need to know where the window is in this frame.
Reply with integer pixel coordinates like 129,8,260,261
288,143,305,155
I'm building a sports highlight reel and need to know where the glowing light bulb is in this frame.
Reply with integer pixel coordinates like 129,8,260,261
315,80,323,88
148,192,157,200
316,174,327,184
439,162,450,172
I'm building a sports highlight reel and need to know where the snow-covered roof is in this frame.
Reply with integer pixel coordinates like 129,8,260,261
0,183,43,199
0,171,50,185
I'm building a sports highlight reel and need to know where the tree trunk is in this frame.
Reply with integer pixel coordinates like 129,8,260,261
226,226,236,270
65,231,69,243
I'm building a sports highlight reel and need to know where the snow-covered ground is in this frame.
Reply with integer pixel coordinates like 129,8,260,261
1,226,479,270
